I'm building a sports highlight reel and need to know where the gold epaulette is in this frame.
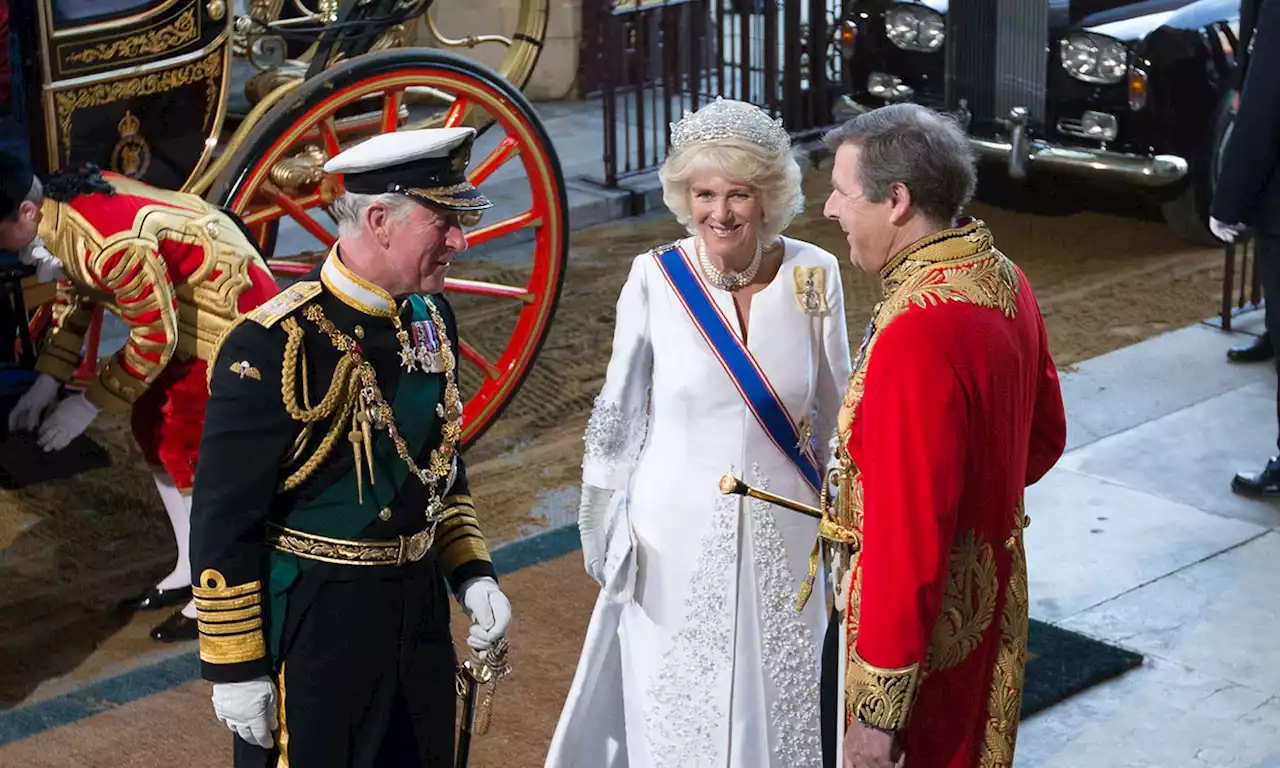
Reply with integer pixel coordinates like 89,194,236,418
246,281,322,328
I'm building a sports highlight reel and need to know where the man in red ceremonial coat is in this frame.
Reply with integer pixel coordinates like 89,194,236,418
0,155,280,642
817,104,1067,768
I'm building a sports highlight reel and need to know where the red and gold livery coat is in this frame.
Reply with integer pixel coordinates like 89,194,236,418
34,172,278,410
825,219,1067,768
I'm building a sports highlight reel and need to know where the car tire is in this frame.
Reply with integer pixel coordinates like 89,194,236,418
1161,91,1235,247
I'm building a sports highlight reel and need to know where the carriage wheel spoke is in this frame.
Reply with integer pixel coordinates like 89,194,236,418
321,117,342,158
468,136,521,187
262,184,337,247
458,339,501,381
381,89,403,134
241,191,327,227
443,97,472,128
465,210,541,248
444,277,535,304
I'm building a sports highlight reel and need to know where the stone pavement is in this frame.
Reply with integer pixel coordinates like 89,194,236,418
1016,309,1280,767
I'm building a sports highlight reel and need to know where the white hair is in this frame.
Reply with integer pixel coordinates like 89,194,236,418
331,192,421,238
659,137,804,243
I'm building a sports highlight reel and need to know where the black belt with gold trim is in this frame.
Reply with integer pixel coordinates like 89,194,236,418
265,522,435,566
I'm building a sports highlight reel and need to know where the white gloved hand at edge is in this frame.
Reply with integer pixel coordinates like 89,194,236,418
1210,217,1242,243
212,677,278,749
577,484,611,587
459,576,511,652
36,392,99,452
8,373,59,434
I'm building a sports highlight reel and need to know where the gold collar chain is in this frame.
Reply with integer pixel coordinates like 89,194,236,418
303,301,463,522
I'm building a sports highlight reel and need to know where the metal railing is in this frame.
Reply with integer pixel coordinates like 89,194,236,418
585,0,846,187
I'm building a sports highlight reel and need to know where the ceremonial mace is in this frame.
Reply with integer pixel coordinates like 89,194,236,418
717,472,824,519
455,637,511,768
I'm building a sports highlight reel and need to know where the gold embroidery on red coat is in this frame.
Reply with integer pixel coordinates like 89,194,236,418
927,529,997,672
979,505,1030,768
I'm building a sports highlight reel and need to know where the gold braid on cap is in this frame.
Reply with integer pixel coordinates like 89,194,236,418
668,96,791,154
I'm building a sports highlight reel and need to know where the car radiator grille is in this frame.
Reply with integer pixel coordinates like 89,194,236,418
944,0,1048,126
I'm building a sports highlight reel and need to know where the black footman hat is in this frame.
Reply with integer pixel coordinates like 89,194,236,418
0,151,34,220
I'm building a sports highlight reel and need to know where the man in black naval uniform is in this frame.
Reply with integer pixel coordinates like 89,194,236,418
188,126,513,766
1213,0,1280,495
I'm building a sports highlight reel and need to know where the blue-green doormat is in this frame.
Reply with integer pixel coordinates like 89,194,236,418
1023,619,1143,717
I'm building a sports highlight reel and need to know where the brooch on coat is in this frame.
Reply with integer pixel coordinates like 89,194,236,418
793,266,829,316
229,360,261,380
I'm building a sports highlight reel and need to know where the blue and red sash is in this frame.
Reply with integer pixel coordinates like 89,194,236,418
653,244,821,494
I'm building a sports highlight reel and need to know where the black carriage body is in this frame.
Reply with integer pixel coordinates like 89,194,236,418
16,0,233,189
837,0,1243,237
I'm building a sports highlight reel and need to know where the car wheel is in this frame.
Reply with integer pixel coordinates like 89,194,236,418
1161,91,1235,246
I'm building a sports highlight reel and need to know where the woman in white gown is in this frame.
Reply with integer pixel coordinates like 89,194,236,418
545,98,852,768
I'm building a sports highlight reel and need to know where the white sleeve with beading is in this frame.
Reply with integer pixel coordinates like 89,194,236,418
582,254,654,490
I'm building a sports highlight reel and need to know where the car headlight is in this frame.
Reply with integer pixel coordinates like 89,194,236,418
1059,33,1128,84
884,3,945,53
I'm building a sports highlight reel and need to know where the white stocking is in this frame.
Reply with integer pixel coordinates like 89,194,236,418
152,471,192,592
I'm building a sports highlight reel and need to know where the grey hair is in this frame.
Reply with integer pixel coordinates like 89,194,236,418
823,103,976,224
331,192,421,238
659,137,804,243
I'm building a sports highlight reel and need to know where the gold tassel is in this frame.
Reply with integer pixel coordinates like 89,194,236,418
796,534,822,611
359,410,374,486
349,409,365,505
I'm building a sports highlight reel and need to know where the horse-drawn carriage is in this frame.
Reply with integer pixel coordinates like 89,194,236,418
5,0,568,448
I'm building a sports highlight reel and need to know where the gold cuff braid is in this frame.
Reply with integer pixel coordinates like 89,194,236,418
846,646,920,732
436,495,492,574
193,569,267,665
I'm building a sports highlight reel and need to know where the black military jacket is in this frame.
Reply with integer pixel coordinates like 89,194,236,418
189,249,496,683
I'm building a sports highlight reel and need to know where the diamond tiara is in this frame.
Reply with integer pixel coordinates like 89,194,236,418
668,97,791,154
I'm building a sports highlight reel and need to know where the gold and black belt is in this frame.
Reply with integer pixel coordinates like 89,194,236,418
265,522,435,566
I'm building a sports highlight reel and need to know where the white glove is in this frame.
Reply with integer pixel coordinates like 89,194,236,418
1210,217,1242,243
37,392,99,452
18,237,64,283
211,677,278,749
8,374,60,434
578,484,611,586
459,576,511,652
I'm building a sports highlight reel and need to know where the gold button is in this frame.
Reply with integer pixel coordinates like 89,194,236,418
355,325,365,339
206,222,221,238
379,507,392,521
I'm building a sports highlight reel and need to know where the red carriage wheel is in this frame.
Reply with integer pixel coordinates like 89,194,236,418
208,49,568,449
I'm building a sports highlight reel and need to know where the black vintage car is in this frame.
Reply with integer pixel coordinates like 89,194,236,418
835,0,1245,244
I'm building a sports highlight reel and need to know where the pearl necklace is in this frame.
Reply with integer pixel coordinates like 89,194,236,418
696,236,763,291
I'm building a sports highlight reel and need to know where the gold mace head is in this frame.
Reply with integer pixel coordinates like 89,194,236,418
718,473,741,495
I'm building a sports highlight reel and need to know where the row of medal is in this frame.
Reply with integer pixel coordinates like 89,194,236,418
399,316,447,373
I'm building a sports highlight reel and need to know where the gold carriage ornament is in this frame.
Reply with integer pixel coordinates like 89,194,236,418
111,111,152,179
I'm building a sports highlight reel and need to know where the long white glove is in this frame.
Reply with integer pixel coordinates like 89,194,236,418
1210,217,1242,243
459,576,511,652
212,677,278,749
8,374,60,434
577,484,611,586
37,392,99,452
